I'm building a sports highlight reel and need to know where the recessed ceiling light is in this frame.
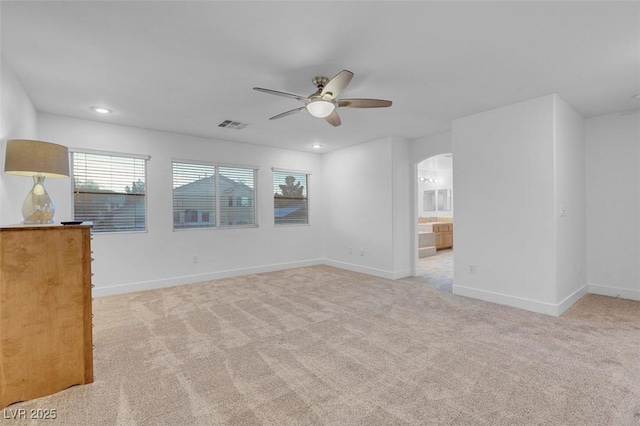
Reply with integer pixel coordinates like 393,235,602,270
90,106,112,114
311,143,323,149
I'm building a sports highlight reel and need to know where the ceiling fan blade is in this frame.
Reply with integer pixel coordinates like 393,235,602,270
269,106,306,120
324,111,341,127
321,70,354,98
253,87,308,102
338,98,392,108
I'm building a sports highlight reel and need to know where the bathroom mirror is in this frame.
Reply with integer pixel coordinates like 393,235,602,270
437,189,452,211
423,190,435,211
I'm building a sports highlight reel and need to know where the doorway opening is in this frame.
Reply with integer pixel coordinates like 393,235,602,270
415,153,454,292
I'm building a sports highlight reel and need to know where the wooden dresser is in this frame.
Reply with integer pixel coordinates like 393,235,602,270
433,223,453,250
0,225,93,409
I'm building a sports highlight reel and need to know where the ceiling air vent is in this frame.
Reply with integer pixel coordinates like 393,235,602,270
218,119,250,130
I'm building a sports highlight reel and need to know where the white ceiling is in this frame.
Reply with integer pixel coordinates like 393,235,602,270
2,1,639,153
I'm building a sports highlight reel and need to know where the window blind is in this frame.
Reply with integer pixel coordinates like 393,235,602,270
219,166,256,227
71,151,147,233
172,162,216,229
273,170,308,225
172,161,257,229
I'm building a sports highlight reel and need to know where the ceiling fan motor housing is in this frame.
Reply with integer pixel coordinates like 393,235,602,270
312,76,329,90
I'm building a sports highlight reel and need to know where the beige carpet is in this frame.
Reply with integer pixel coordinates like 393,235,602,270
6,265,640,425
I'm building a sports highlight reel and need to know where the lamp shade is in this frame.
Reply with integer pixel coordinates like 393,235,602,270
4,139,69,178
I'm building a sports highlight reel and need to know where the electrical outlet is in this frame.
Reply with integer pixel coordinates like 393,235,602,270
193,255,198,263
560,206,567,217
360,248,364,256
469,264,476,273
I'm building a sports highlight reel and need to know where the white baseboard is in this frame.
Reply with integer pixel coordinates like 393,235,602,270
452,284,587,317
588,283,640,301
92,259,324,297
321,259,398,280
94,258,412,298
557,285,589,315
390,269,413,280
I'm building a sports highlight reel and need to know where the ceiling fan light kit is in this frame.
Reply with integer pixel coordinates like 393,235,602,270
306,99,335,118
253,70,392,127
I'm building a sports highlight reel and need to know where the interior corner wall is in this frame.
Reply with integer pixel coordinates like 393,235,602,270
0,55,38,225
322,137,396,278
585,111,640,300
452,95,559,315
553,95,587,309
391,137,412,278
35,113,324,296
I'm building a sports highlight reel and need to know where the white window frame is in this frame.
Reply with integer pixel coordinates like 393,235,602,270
172,159,259,231
70,148,149,234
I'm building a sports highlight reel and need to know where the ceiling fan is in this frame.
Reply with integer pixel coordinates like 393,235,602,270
253,70,392,127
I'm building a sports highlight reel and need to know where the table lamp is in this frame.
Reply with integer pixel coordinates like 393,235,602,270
4,139,70,224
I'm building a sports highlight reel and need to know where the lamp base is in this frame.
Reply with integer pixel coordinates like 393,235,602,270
23,219,55,225
22,175,56,224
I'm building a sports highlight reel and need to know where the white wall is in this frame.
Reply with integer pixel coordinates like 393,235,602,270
553,96,587,308
34,113,324,296
410,131,452,161
322,137,399,278
0,55,38,225
452,95,559,314
585,110,640,300
391,136,412,277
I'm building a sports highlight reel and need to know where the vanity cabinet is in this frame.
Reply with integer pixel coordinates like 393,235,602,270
0,225,93,409
433,223,453,250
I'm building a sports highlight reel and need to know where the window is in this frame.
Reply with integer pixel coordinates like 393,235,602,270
71,150,147,233
273,170,309,225
172,161,257,229
172,162,215,229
